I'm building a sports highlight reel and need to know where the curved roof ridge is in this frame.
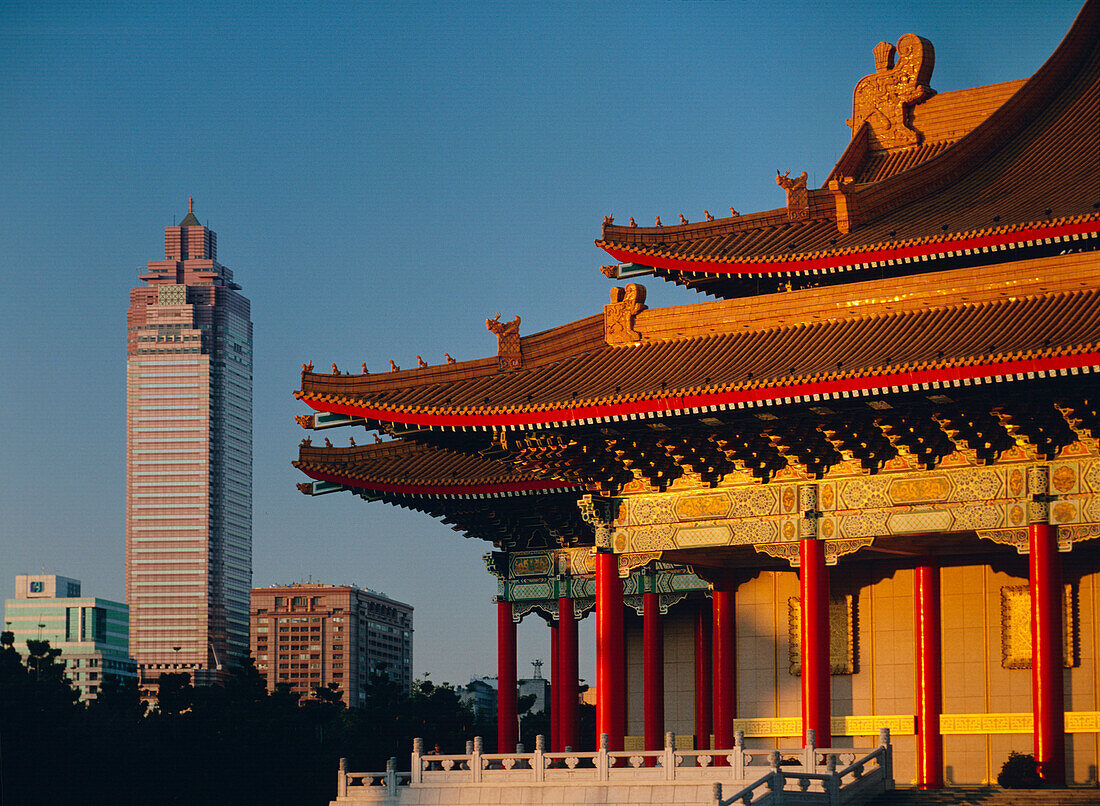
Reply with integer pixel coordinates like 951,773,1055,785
851,0,1100,228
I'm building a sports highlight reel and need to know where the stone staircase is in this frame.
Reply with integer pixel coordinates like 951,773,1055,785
868,787,1100,806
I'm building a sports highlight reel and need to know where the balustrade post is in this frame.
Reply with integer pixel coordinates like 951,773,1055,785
879,727,893,787
338,757,347,797
472,736,483,783
534,734,545,782
411,738,423,784
386,757,397,796
664,731,676,780
826,755,839,806
713,782,723,804
804,728,816,772
733,730,745,779
768,752,785,805
598,733,610,782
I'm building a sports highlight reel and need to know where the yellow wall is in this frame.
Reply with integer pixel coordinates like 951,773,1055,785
621,559,1100,785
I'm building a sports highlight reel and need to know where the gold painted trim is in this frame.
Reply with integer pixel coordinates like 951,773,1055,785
667,712,1100,739
940,711,1100,734
726,715,914,737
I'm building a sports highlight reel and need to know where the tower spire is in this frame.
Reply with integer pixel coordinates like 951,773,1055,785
179,197,201,227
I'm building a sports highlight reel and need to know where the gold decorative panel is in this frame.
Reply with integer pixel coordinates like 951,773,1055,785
788,594,855,676
999,584,1075,669
675,493,732,520
940,712,1033,735
888,476,952,504
674,525,732,547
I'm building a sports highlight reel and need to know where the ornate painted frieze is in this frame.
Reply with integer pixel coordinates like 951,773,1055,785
611,460,1100,556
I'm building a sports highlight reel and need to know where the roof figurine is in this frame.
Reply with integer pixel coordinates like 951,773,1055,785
775,170,809,220
486,312,523,371
847,34,936,149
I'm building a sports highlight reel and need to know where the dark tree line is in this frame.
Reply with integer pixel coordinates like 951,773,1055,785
0,632,497,806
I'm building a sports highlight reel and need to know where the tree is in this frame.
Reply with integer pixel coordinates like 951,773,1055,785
312,681,345,707
91,673,146,720
156,671,194,716
225,654,268,705
25,639,69,686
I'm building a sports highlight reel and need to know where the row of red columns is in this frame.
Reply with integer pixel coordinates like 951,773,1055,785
498,524,1065,785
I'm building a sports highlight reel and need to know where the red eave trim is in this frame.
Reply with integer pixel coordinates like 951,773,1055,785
300,350,1099,429
600,219,1100,275
300,468,584,497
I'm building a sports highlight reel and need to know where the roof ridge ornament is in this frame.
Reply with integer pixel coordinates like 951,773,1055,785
487,312,523,372
604,284,647,345
776,170,810,221
847,33,936,150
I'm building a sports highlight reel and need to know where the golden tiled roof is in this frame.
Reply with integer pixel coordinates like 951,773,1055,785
294,439,580,496
597,2,1100,287
296,257,1100,430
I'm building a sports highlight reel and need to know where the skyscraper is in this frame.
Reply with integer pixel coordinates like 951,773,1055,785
126,200,252,689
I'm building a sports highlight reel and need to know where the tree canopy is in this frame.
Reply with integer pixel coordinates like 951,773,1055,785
0,640,496,806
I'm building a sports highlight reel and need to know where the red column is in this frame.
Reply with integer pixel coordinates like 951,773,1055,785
713,572,737,754
497,598,518,753
915,561,943,789
550,618,560,752
694,602,713,750
1030,522,1065,785
643,586,664,755
800,537,831,747
558,595,579,751
596,549,625,750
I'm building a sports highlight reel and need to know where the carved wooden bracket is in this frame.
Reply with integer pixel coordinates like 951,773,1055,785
604,283,647,345
486,312,523,371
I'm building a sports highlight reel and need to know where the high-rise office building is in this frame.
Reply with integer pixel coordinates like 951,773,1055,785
4,574,136,702
125,200,252,688
250,583,413,706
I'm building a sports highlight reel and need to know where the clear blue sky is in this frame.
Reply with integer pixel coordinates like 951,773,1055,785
0,1,1083,687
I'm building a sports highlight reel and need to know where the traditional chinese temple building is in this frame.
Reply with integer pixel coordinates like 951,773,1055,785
296,1,1100,789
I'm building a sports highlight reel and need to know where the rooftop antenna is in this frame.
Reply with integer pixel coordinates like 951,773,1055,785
531,659,543,680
